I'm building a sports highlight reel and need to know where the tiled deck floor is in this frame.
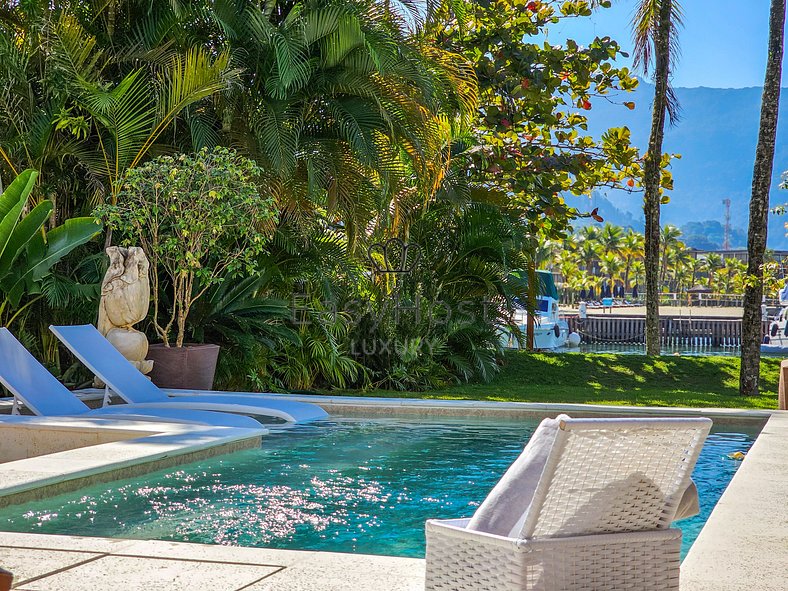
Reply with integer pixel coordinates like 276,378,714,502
0,533,424,590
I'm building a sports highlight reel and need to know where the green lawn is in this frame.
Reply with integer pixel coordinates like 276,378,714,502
339,353,782,410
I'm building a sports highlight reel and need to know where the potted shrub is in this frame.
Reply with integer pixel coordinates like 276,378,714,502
97,147,277,389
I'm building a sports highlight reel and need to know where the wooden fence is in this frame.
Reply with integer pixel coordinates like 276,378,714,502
563,315,769,347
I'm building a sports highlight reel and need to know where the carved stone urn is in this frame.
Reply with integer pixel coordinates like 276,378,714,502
96,246,154,381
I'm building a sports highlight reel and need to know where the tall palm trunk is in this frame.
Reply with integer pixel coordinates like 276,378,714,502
740,0,786,396
643,0,674,356
526,260,537,350
624,258,631,291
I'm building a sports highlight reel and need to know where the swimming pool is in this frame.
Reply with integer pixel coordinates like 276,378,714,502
0,416,757,559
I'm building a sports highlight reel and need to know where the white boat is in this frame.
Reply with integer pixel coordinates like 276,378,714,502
501,270,570,350
762,288,788,354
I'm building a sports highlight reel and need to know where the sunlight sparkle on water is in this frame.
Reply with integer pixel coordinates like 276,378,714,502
0,417,757,558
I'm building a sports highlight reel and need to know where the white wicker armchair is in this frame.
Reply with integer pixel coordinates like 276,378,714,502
425,417,712,591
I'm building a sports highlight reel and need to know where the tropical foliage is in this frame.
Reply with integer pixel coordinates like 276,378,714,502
97,148,277,347
0,169,101,328
1,0,676,391
550,223,784,303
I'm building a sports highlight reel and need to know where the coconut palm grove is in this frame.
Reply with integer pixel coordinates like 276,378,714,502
0,0,785,400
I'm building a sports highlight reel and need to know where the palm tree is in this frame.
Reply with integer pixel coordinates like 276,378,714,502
599,252,625,293
659,225,683,285
576,239,601,275
0,0,474,249
598,223,624,255
703,253,723,293
740,0,786,396
584,273,604,301
0,5,239,218
557,259,582,303
632,0,683,355
719,258,745,294
621,230,644,292
565,271,587,305
630,260,646,296
672,261,692,296
664,246,689,292
686,257,704,290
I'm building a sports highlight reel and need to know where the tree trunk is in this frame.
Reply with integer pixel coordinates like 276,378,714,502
624,261,631,291
526,261,536,350
643,0,673,356
740,0,786,396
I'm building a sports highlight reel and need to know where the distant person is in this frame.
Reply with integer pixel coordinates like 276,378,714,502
780,281,788,305
578,301,587,319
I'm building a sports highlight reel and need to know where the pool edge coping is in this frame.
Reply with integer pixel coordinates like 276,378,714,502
164,390,780,423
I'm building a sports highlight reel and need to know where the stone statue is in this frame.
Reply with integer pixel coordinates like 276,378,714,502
97,246,154,377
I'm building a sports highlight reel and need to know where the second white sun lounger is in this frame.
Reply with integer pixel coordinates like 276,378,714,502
50,324,328,424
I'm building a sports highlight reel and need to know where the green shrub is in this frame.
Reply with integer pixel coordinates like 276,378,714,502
96,147,278,347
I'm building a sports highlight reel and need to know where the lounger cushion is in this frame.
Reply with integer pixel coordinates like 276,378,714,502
466,414,567,536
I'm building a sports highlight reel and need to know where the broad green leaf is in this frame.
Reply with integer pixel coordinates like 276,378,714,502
30,217,103,281
0,170,39,262
0,199,26,264
3,217,102,307
0,169,37,222
0,200,53,278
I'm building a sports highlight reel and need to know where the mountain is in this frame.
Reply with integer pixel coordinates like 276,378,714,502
680,220,748,250
570,81,788,249
572,192,644,230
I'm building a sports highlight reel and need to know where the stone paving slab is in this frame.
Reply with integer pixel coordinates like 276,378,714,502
0,548,101,585
117,539,312,567
0,532,135,554
157,390,772,424
244,551,425,591
0,417,264,508
14,554,281,591
0,534,424,591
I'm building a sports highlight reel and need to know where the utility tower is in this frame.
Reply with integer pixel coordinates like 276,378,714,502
722,198,731,250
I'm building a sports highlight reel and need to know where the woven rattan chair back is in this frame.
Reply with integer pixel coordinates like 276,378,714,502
518,417,712,539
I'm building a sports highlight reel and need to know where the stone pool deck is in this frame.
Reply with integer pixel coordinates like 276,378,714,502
681,410,788,591
0,416,265,508
0,532,424,590
1,399,785,590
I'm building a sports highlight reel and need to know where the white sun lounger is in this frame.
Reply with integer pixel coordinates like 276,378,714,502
0,328,263,430
50,324,328,424
425,415,712,591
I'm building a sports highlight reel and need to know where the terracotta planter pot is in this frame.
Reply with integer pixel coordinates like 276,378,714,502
147,343,220,390
0,568,12,591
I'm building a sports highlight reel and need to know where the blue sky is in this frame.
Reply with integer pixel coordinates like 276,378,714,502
548,0,784,89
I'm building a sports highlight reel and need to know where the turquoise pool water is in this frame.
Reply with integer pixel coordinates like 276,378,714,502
0,416,757,559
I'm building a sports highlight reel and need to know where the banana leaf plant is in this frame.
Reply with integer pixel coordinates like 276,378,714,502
0,169,102,326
